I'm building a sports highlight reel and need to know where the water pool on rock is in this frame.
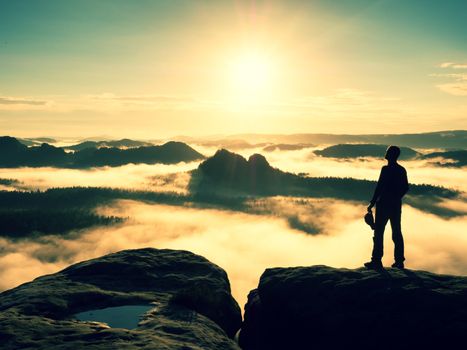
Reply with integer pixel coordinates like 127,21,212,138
74,304,155,329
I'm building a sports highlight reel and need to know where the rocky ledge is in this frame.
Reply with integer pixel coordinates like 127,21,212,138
239,265,467,350
0,248,241,349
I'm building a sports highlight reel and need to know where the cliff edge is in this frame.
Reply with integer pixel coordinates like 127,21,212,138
239,265,467,349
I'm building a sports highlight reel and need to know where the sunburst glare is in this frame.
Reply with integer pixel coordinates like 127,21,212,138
225,49,279,109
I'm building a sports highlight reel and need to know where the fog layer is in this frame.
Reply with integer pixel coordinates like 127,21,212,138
1,200,466,308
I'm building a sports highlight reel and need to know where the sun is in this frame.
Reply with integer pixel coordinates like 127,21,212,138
229,51,273,93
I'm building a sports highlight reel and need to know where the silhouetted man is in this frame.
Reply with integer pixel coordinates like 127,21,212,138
364,145,409,270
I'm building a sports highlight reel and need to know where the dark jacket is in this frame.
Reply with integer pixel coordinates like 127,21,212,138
371,163,409,206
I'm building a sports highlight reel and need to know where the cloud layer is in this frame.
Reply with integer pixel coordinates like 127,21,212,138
440,62,467,69
434,62,467,96
0,96,48,106
1,199,466,308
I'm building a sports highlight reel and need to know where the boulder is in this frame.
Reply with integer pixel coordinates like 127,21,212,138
0,248,241,349
239,265,467,349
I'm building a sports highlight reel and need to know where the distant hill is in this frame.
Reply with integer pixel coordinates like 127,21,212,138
0,136,204,168
17,137,57,146
0,136,69,167
263,143,315,152
421,150,467,168
72,141,204,167
227,130,467,149
314,144,419,160
65,138,154,151
196,139,264,151
32,137,57,143
0,136,28,154
0,178,20,186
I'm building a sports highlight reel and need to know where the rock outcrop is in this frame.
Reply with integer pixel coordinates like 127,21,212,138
0,248,241,349
195,149,288,195
240,265,467,349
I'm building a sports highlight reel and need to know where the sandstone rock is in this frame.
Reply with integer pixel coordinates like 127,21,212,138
0,248,241,349
240,265,467,349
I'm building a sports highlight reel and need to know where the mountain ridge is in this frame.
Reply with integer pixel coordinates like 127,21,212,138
0,136,204,168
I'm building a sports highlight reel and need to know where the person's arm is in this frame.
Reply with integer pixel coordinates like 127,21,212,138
400,168,409,198
368,167,385,210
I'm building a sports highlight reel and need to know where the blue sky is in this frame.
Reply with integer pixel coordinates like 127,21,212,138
0,0,466,137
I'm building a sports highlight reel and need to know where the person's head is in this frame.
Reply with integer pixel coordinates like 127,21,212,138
385,145,400,162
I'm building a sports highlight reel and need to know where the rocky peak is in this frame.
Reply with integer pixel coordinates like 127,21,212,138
0,248,241,350
0,136,27,152
240,265,467,349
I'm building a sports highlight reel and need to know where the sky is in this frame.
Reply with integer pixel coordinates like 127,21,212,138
0,0,466,138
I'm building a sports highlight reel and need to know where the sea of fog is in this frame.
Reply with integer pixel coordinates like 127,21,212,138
0,145,466,308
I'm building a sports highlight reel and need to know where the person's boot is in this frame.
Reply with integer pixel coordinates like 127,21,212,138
391,261,405,269
364,260,383,270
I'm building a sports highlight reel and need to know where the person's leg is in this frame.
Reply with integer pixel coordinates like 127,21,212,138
371,205,389,262
390,206,405,264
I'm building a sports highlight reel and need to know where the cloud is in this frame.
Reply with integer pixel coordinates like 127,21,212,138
244,197,361,235
439,62,467,69
86,93,220,111
240,88,401,114
0,200,466,309
1,88,403,120
0,240,64,290
0,92,221,116
436,83,467,96
0,96,47,106
2,86,462,136
430,73,467,81
0,163,198,192
432,67,467,96
0,199,367,308
90,93,194,103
